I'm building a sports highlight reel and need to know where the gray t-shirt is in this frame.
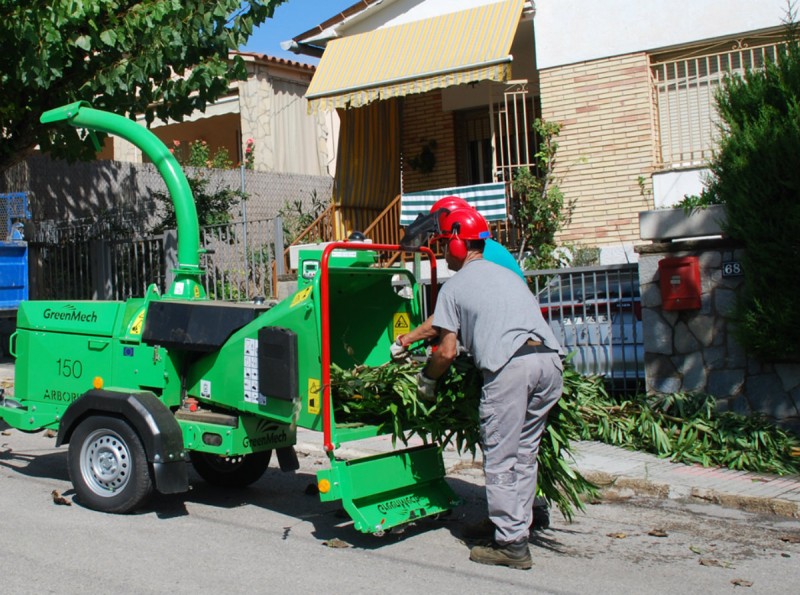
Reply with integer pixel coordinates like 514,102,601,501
431,258,563,373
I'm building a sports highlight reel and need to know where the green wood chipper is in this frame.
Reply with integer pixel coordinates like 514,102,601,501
0,102,458,535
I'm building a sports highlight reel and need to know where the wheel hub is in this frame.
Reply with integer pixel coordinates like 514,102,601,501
81,430,130,496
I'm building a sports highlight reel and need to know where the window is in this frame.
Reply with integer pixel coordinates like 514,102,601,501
650,33,784,169
454,83,539,186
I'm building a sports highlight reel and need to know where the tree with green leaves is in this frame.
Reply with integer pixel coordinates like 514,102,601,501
511,119,574,270
0,0,284,172
705,14,800,361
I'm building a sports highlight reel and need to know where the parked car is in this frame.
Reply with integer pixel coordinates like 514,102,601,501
532,266,643,392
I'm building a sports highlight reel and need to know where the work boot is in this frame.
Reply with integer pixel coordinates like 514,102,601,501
469,540,532,570
461,517,496,541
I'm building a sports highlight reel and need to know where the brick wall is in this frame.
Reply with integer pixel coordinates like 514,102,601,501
539,53,656,248
400,92,458,193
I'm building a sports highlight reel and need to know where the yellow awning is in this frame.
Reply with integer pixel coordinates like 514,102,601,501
306,0,524,111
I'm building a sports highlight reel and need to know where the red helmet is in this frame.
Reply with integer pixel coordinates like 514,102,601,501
430,195,471,214
438,207,491,261
430,195,472,229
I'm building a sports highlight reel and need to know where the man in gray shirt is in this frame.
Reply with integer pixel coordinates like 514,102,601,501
417,207,563,570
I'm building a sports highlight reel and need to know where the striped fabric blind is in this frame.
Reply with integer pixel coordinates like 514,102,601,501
400,182,507,226
306,0,524,112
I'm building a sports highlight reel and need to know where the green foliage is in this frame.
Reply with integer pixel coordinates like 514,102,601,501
703,22,800,360
578,390,800,475
151,140,243,232
185,139,234,169
511,119,574,270
0,1,284,171
675,188,723,213
244,137,255,170
332,358,800,521
278,190,327,245
563,244,600,267
332,358,599,522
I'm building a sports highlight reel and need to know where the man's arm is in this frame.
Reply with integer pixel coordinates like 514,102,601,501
423,329,458,379
399,315,439,347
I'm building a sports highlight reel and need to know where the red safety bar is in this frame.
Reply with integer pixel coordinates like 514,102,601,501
320,243,437,452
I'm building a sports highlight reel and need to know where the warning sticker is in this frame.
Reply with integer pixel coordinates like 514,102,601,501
291,286,313,308
129,311,145,335
244,338,264,405
393,312,410,341
307,378,321,415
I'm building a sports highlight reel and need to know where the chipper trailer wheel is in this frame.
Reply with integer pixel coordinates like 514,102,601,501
189,451,272,487
67,415,154,513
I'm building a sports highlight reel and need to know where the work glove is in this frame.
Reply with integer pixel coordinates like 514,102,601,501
390,336,407,360
416,371,437,402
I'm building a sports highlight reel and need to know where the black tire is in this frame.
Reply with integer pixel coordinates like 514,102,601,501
67,415,153,513
190,451,271,487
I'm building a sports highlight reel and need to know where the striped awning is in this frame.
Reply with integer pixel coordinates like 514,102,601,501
306,0,524,112
400,182,508,226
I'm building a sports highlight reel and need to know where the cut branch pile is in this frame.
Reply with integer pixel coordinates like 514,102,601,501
331,358,598,521
331,355,800,522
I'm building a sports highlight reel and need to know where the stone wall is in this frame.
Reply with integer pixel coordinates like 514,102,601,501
637,238,800,433
1,155,333,226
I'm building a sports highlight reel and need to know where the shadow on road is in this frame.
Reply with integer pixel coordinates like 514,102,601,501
0,424,574,552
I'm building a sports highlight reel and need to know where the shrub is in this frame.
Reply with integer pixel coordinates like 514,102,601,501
705,25,800,360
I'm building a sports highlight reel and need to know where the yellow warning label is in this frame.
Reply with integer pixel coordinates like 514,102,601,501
393,312,410,341
129,311,145,335
291,286,313,308
193,284,201,298
307,378,321,415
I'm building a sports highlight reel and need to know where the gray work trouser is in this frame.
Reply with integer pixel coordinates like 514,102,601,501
480,351,563,545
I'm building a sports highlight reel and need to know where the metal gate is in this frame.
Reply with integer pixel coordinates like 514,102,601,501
419,263,644,392
28,218,281,302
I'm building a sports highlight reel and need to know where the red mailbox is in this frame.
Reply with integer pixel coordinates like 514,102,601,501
658,256,701,311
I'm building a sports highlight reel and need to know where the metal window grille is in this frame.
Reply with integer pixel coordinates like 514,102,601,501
651,38,783,169
493,81,538,184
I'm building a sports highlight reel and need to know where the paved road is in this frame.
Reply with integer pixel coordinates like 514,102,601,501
2,425,800,594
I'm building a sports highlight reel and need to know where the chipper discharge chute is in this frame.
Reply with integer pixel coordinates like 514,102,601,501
0,101,458,535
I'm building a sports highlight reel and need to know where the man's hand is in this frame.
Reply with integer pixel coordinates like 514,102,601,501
416,371,437,402
390,336,407,360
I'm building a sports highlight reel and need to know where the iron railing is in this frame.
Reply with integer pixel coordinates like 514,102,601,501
416,263,643,393
28,218,282,302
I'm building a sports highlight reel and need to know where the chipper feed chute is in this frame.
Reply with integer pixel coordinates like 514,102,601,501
313,242,459,534
317,444,456,534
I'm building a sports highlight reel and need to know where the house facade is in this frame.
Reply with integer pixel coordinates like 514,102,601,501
107,53,339,178
286,0,788,262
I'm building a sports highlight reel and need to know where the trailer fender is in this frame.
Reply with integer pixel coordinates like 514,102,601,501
56,389,188,494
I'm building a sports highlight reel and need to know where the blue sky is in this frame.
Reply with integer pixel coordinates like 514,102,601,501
239,0,356,64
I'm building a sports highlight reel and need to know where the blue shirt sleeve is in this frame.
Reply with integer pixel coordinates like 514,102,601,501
483,239,525,280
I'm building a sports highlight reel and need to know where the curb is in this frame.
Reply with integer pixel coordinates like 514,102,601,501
581,470,800,519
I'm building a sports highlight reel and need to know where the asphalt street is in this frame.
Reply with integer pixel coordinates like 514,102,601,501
2,424,800,594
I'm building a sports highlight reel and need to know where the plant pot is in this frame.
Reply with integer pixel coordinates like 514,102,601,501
639,204,726,241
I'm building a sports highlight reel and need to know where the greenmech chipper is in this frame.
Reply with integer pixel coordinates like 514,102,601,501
0,102,458,534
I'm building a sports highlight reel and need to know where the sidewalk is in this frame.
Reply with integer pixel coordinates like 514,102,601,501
3,358,799,519
293,428,800,520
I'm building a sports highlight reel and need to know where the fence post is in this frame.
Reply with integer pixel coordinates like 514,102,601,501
90,239,113,300
273,217,285,277
164,229,178,290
